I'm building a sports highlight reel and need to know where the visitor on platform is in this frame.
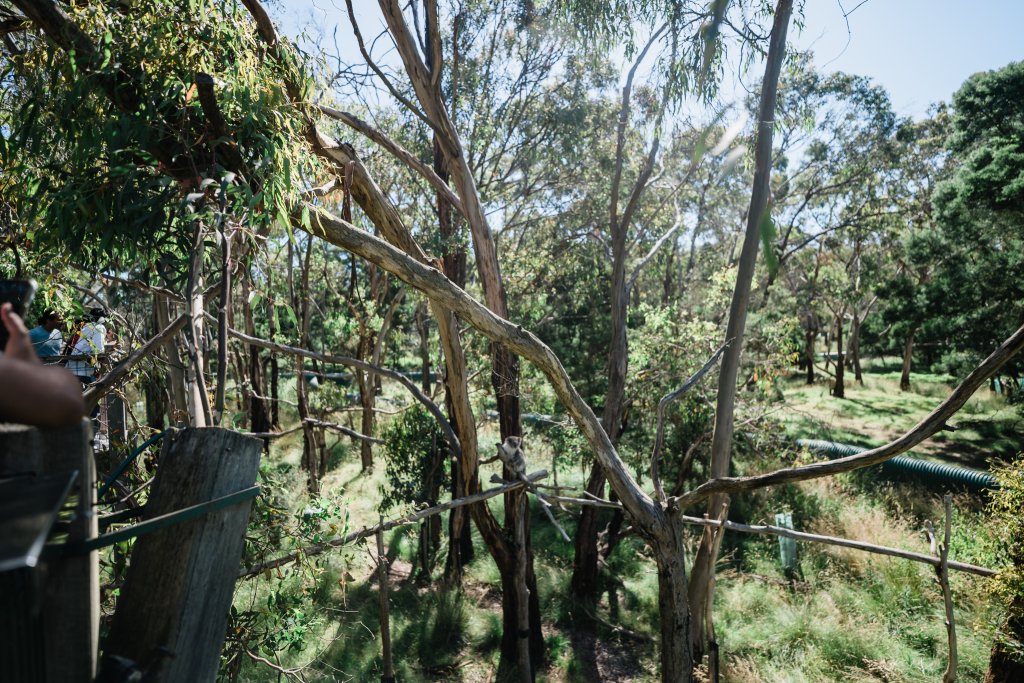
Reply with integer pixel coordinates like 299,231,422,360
67,308,107,386
29,310,63,360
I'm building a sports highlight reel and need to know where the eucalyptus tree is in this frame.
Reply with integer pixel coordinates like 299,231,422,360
10,1,1024,682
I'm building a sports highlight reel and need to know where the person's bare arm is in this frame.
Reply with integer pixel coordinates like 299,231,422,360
0,304,86,427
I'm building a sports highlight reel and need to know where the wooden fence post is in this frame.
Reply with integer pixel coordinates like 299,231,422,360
104,427,261,682
376,517,395,683
0,419,99,683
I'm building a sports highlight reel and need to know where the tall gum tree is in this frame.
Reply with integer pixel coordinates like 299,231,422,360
687,0,793,659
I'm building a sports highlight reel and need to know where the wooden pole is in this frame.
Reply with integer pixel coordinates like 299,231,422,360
0,420,99,682
376,517,395,683
706,499,730,683
105,427,261,682
937,494,958,683
513,492,532,683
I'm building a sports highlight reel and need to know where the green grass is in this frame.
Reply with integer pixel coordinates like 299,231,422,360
225,370,1012,682
777,361,1023,466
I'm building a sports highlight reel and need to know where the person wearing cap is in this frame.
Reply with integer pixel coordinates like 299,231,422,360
29,310,64,360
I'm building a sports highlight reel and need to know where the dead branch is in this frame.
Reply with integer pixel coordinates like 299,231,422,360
937,494,958,683
99,273,183,302
318,105,465,217
82,313,189,411
303,418,383,444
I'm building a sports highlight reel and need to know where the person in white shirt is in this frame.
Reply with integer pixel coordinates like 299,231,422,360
67,308,107,385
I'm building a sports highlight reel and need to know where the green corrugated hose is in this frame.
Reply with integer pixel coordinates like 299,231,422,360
796,439,998,490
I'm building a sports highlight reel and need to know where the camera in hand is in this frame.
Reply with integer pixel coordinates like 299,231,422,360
0,279,37,350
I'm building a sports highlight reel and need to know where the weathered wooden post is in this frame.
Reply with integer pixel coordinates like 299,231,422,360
104,427,261,682
0,419,99,683
514,493,532,683
376,517,395,683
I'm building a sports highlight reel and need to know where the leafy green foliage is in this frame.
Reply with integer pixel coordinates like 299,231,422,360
379,405,449,512
0,0,318,272
989,460,1024,663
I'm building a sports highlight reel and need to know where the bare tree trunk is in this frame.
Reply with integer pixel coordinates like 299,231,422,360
356,359,375,471
155,294,189,425
571,230,628,604
654,512,694,682
267,270,280,428
662,238,677,306
415,300,431,394
213,226,231,425
513,491,532,683
293,237,319,491
145,293,169,430
433,132,475,584
805,325,817,385
368,3,541,669
571,21,669,608
241,271,271,437
850,311,863,384
185,224,211,427
901,325,917,391
834,311,846,398
688,0,793,661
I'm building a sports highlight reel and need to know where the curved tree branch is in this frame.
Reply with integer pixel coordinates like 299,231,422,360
318,105,466,217
673,318,1024,507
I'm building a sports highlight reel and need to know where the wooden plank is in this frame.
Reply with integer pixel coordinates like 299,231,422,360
0,420,98,682
104,427,261,682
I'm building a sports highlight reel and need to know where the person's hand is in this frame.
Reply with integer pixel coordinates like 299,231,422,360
1,302,39,364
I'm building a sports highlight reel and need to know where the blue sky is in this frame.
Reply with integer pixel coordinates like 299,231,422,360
794,0,1024,119
277,0,1023,120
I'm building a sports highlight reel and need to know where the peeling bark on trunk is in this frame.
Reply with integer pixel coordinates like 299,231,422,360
654,513,694,682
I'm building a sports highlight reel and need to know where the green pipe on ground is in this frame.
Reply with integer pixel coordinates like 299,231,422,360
796,439,998,490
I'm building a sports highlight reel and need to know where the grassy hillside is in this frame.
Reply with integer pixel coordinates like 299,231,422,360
229,362,1019,681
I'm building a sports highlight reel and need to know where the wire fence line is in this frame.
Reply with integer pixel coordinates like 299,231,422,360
238,469,997,580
